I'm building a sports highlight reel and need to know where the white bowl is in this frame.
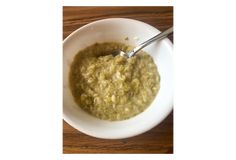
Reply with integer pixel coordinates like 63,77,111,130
63,18,173,139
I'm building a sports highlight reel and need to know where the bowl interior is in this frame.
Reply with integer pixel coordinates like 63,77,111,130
63,18,173,139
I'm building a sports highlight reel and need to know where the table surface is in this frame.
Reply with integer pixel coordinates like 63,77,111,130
63,6,173,154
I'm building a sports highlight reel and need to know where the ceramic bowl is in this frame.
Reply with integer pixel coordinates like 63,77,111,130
63,18,173,139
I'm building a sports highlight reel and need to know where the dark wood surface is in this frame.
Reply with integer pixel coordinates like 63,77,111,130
63,6,173,154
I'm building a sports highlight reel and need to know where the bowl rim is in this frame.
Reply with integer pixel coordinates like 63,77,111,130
63,18,173,139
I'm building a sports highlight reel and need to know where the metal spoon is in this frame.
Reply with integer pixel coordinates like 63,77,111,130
112,27,173,58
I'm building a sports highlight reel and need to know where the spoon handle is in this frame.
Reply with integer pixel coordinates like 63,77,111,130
127,27,173,58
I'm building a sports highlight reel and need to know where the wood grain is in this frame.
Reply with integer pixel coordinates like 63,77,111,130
63,7,173,41
63,6,173,154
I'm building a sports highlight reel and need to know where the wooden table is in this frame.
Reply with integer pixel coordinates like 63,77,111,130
63,6,173,154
